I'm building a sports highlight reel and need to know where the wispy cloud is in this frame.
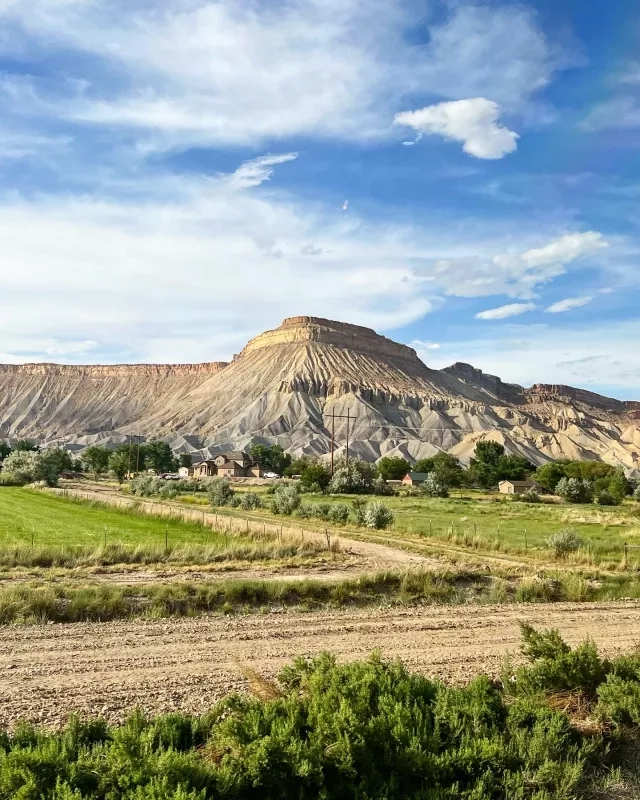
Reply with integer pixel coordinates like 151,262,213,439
545,296,594,313
225,153,298,190
395,98,519,159
0,0,566,149
583,96,640,131
476,302,536,320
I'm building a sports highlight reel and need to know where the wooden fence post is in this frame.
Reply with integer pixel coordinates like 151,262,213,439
624,542,628,569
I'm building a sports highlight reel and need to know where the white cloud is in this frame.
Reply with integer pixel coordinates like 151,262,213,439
517,231,609,267
476,302,536,320
583,96,640,131
0,153,613,363
0,0,563,148
394,98,519,159
225,153,298,190
620,61,640,85
545,296,594,313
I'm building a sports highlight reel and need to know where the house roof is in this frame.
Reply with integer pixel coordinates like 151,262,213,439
222,451,252,461
217,460,244,470
499,479,537,486
405,472,429,480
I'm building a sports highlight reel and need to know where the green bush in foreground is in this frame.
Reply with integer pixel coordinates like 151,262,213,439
8,628,640,799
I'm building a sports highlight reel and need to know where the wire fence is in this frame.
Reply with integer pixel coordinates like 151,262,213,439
45,488,341,554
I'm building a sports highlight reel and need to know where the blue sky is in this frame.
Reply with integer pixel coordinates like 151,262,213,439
0,0,639,398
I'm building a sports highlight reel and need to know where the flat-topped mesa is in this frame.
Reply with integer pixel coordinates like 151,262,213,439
0,362,229,377
442,362,525,404
525,383,629,412
239,316,423,364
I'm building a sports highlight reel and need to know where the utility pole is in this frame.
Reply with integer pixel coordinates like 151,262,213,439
136,434,142,473
128,434,133,477
330,409,335,476
323,409,356,475
345,409,350,469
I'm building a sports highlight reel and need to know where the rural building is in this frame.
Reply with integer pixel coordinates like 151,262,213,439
402,472,429,486
498,479,539,495
178,466,194,478
193,460,218,478
192,451,262,479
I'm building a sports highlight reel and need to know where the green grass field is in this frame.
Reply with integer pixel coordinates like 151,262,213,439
175,485,640,568
0,488,326,568
0,487,223,548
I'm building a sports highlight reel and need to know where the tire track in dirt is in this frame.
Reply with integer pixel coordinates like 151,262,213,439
0,601,638,728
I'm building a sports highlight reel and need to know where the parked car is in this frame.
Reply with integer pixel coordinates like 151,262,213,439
263,471,280,479
159,473,181,481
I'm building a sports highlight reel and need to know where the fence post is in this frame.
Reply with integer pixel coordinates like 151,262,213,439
624,542,628,569
325,528,331,552
524,528,528,551
429,519,432,535
165,524,168,553
103,525,107,548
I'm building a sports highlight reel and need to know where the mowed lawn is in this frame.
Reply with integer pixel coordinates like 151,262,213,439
0,488,222,549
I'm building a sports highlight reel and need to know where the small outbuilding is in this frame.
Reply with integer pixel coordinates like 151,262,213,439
402,472,429,486
498,479,539,495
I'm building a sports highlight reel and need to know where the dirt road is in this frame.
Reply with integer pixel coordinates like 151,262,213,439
1,601,638,728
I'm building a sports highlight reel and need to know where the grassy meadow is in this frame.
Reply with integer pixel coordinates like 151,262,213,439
0,488,326,568
173,484,640,569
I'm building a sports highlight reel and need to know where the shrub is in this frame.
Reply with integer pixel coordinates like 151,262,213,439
546,529,583,559
159,484,179,500
314,502,332,521
208,478,234,507
299,464,331,492
0,472,26,487
229,494,242,508
240,492,262,511
5,638,630,800
351,498,367,525
555,477,593,504
270,484,301,516
594,489,620,506
519,487,541,503
420,473,449,498
508,623,611,699
327,459,376,494
131,475,162,497
302,481,324,494
328,503,350,525
362,501,394,530
295,502,314,519
372,475,395,496
634,485,640,501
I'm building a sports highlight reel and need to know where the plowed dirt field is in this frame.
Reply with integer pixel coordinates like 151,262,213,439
1,601,638,728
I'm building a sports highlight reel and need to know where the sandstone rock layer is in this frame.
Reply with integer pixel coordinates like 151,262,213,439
0,317,638,473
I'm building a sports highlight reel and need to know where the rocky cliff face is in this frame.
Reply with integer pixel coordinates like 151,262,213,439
0,316,638,473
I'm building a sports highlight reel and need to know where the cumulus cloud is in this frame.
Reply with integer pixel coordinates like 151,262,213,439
545,296,594,313
394,98,518,159
476,302,536,320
